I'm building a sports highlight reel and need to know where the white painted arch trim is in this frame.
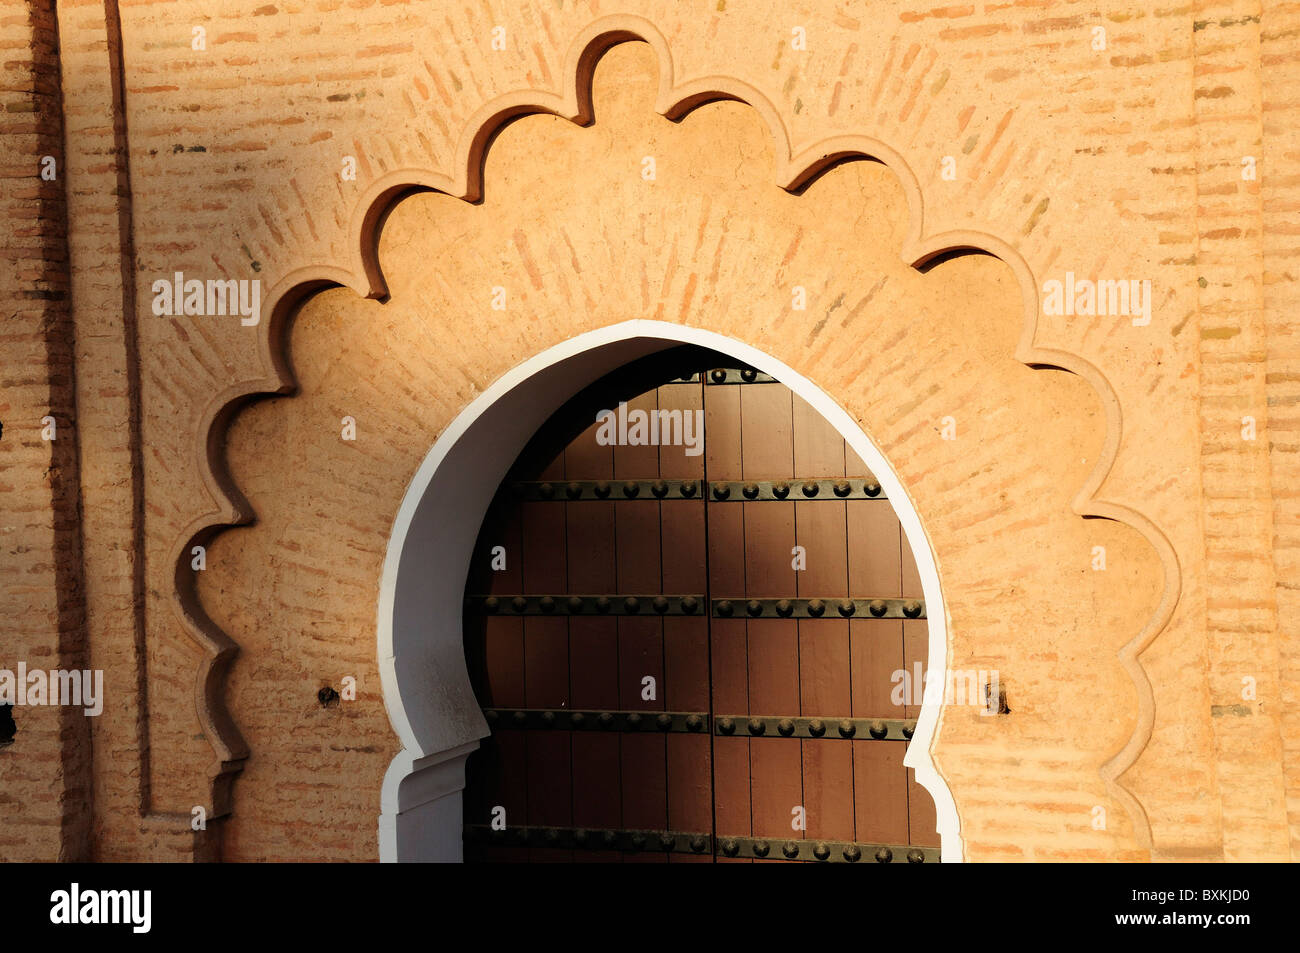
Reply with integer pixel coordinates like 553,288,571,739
378,319,962,862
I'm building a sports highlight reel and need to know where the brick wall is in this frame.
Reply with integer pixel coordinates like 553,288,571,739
1,0,1295,861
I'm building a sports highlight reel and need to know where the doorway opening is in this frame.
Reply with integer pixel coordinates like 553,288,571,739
461,345,940,863
371,319,961,863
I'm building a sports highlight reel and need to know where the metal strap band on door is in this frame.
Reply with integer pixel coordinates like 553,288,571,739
465,825,713,855
509,479,705,501
714,714,917,741
698,367,778,385
506,477,890,502
465,825,939,863
467,594,707,616
654,368,778,385
707,478,886,501
483,708,709,733
468,596,923,618
717,836,938,863
713,597,926,619
483,709,917,741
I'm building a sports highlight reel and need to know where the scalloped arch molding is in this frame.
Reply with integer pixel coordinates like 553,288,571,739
173,14,1178,855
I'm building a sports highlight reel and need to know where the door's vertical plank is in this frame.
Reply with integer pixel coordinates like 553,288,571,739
521,501,570,707
792,396,855,843
908,767,941,848
566,418,622,862
901,534,924,598
615,389,668,862
523,734,573,863
657,380,706,484
740,383,802,852
847,484,908,849
467,503,529,861
853,742,910,846
705,381,750,860
903,620,929,721
848,503,904,603
901,522,929,722
849,620,905,718
658,380,713,860
522,453,571,861
467,732,530,863
481,505,525,707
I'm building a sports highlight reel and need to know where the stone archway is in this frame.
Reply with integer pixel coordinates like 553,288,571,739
376,320,960,862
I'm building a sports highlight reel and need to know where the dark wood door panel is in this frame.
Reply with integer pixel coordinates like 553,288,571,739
565,421,623,861
803,740,856,842
704,377,748,857
712,736,751,862
854,741,910,844
464,355,938,862
658,366,711,861
851,619,905,717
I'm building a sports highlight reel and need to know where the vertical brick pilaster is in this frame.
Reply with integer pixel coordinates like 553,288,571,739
1258,0,1300,860
1190,0,1290,860
54,0,168,861
0,0,91,861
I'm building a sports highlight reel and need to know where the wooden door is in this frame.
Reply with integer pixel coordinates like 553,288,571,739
462,348,939,863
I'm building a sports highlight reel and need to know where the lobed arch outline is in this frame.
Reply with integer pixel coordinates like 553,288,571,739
169,13,1179,851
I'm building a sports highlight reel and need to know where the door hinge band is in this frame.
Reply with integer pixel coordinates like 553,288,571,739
712,597,925,619
714,714,916,741
465,825,938,862
468,594,707,616
508,479,704,501
707,478,884,501
483,708,709,733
